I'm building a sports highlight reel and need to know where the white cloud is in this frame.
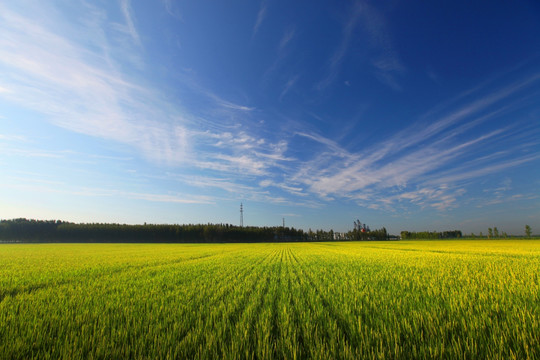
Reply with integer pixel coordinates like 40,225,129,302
0,179,215,205
119,0,141,46
317,2,363,90
292,75,540,210
279,75,300,101
281,213,301,217
1,1,538,217
126,192,213,204
213,154,266,176
162,0,183,21
279,28,295,51
317,1,405,90
178,175,258,195
259,179,304,195
252,1,267,38
0,3,190,166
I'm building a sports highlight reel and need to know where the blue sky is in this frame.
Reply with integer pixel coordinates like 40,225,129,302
1,1,539,235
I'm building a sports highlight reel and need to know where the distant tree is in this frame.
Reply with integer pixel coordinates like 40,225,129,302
479,231,483,238
493,227,499,238
470,233,475,238
502,232,507,238
488,228,493,238
525,225,532,238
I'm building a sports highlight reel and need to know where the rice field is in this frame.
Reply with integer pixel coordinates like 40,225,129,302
0,240,538,359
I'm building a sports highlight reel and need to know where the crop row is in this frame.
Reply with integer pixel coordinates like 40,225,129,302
0,241,538,359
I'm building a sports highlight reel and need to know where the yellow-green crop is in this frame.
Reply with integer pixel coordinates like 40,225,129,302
0,240,538,359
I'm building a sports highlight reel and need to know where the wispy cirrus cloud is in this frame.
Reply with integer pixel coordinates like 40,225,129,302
191,129,293,178
317,2,363,90
0,0,291,202
317,1,405,90
2,1,538,219
279,27,296,51
0,178,215,205
119,0,141,46
252,1,267,38
207,94,255,112
259,179,305,196
162,0,183,21
0,1,260,178
361,2,405,90
261,26,298,98
173,174,258,195
169,70,255,115
167,173,316,207
293,74,540,210
388,186,467,211
279,75,300,101
0,2,189,166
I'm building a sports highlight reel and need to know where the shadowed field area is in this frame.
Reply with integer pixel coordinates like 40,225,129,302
0,240,538,359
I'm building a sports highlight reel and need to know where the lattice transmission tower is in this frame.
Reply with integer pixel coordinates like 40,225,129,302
240,203,244,227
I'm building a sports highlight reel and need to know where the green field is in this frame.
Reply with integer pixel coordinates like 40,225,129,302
0,240,538,359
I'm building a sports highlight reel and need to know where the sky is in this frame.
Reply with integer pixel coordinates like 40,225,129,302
1,1,540,235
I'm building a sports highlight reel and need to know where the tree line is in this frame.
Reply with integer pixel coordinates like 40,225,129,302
470,225,533,239
0,218,392,243
400,230,463,240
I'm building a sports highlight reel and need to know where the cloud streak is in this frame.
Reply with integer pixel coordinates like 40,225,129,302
292,75,540,210
1,1,538,220
0,2,299,204
0,178,215,205
119,0,141,46
0,3,189,166
317,1,405,90
252,1,267,38
317,3,363,90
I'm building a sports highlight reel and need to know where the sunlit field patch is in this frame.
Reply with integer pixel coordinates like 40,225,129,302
0,240,538,359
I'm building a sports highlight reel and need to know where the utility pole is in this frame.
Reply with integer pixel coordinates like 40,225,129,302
282,217,285,228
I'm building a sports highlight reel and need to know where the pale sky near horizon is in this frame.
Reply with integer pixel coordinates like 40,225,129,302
1,1,539,235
